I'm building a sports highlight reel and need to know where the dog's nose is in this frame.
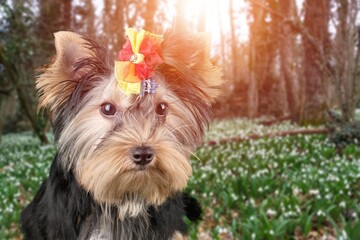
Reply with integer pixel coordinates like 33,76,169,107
131,147,154,166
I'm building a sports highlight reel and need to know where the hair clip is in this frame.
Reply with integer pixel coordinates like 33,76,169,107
141,79,159,97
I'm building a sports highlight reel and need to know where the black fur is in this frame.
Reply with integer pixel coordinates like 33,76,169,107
21,154,95,239
21,154,201,239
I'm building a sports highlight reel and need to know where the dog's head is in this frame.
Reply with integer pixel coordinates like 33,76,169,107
37,30,222,210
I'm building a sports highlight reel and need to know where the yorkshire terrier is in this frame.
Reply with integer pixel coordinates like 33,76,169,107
21,28,222,239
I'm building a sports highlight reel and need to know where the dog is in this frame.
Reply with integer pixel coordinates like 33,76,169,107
21,28,222,239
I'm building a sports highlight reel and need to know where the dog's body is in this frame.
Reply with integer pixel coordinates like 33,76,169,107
21,29,222,239
21,154,201,239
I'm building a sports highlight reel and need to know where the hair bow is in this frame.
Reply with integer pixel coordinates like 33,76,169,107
115,28,163,95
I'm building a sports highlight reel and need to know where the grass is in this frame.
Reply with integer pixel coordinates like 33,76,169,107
1,119,360,239
0,132,55,239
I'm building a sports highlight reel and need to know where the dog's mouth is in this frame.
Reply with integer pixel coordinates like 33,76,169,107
134,165,149,171
132,163,162,174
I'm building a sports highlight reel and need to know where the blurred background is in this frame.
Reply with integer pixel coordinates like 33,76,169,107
2,0,360,239
1,0,359,143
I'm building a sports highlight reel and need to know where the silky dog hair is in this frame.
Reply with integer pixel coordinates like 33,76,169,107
21,31,222,240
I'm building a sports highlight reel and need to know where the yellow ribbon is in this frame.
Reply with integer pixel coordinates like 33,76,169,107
115,61,141,95
126,28,145,57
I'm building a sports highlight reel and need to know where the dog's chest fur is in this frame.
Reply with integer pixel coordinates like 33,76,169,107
78,206,186,240
78,213,150,240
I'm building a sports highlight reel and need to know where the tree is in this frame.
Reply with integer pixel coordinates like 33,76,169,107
142,0,159,31
0,1,49,143
247,2,265,118
0,51,12,141
102,0,126,52
0,0,82,142
73,0,95,38
278,0,301,121
301,0,330,124
37,0,72,53
264,0,290,117
331,0,360,122
229,0,238,81
247,0,289,118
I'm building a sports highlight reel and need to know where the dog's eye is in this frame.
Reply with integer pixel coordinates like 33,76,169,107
101,103,117,116
155,102,168,116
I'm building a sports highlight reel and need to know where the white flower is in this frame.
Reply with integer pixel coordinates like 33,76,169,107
266,209,277,218
292,187,300,196
309,189,320,196
317,210,326,217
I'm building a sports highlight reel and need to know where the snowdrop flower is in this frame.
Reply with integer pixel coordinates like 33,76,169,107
317,210,326,217
266,209,277,218
309,189,320,196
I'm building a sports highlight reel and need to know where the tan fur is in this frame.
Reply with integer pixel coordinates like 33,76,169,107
190,33,223,99
161,32,223,102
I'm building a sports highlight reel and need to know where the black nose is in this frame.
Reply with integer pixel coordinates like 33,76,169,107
131,147,154,166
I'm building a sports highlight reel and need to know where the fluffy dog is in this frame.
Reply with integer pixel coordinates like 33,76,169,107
21,28,222,239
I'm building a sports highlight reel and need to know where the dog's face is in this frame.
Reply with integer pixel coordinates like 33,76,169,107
37,31,222,209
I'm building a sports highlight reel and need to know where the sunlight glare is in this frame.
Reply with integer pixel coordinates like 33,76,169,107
174,0,249,44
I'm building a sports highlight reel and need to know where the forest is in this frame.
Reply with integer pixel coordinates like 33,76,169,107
1,0,359,140
1,0,360,239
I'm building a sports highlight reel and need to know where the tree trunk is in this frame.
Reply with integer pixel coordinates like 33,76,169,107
114,0,126,49
229,0,238,80
279,0,300,121
217,0,227,78
301,0,330,124
247,2,265,118
247,70,259,118
266,0,289,117
62,0,72,30
37,0,63,50
353,26,360,115
142,0,158,32
84,0,95,38
334,0,358,122
0,49,49,144
103,0,115,50
0,95,8,142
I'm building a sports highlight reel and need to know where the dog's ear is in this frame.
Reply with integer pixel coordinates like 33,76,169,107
162,32,223,102
189,33,223,100
36,31,94,114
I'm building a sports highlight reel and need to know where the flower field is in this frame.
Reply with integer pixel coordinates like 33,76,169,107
1,119,360,239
